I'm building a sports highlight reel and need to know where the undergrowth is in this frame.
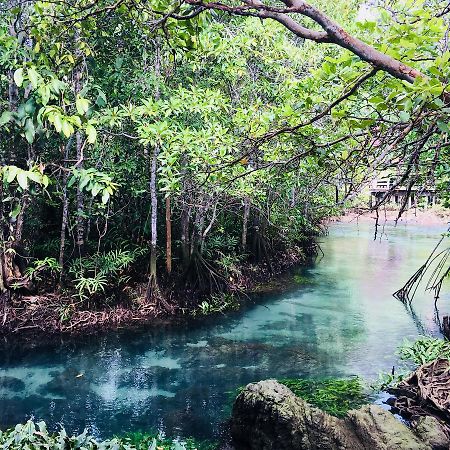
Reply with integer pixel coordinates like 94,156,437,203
397,336,450,365
0,421,217,450
374,335,450,390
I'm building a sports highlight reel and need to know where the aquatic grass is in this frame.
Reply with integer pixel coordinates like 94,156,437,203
278,377,367,417
397,336,450,365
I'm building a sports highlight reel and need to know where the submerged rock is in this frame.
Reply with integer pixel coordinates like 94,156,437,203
0,376,25,392
231,380,447,450
40,367,90,395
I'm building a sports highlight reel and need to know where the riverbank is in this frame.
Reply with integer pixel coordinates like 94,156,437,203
0,246,308,338
331,206,450,227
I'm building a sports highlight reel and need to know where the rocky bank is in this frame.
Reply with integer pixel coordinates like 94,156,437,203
231,380,450,450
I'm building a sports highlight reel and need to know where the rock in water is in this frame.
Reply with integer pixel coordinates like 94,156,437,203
346,405,427,450
412,416,450,450
231,380,445,450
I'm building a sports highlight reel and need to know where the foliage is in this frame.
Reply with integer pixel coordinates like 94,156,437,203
119,431,217,450
68,168,119,204
397,336,450,365
278,377,367,417
0,421,216,450
373,336,450,391
194,293,240,316
0,0,449,307
372,371,407,392
25,257,61,282
69,247,147,300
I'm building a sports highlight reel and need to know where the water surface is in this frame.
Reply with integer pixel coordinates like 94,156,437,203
1,223,449,440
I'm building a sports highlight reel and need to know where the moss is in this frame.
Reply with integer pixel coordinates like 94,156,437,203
278,377,367,417
293,274,313,285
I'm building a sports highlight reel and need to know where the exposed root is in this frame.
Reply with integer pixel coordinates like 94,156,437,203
0,293,169,337
388,358,450,432
393,228,449,304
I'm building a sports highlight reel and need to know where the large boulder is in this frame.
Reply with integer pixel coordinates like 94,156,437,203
231,380,447,450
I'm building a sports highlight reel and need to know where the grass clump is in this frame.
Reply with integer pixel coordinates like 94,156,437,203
397,336,450,365
278,377,367,417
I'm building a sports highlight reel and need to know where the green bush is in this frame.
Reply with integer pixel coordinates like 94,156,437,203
397,336,450,365
374,336,450,391
278,377,367,417
0,421,217,450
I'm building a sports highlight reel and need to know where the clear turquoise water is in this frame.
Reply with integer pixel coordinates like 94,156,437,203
0,223,449,441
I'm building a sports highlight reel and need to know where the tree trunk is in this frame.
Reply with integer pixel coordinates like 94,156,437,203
73,28,86,255
242,196,250,251
75,132,85,254
181,201,190,271
145,36,161,301
165,196,172,275
146,143,159,299
0,183,6,294
58,138,73,285
14,194,29,242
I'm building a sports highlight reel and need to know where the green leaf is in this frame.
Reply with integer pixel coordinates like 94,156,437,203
61,120,73,138
399,111,410,122
40,85,51,106
24,119,35,144
101,190,110,204
17,171,28,189
27,67,39,89
54,114,63,132
67,175,77,187
76,96,90,115
27,171,42,183
6,166,19,183
86,124,97,143
10,203,21,219
437,121,450,133
79,175,90,190
0,111,13,126
92,184,101,197
13,68,24,87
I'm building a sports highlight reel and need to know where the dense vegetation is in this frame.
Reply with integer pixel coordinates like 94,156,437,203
0,421,217,450
0,0,449,323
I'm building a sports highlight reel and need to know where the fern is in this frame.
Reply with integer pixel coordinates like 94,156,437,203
69,246,147,300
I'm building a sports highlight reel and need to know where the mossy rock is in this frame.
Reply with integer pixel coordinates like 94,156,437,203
278,377,367,417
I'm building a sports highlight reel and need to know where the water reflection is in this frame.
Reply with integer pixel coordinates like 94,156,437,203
0,223,448,441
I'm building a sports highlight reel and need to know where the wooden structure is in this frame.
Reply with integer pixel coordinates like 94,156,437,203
370,177,436,208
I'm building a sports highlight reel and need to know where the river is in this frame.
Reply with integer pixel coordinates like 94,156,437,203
0,222,449,442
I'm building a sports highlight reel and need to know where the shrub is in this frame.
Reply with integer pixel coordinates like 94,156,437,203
397,336,450,365
0,421,217,450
